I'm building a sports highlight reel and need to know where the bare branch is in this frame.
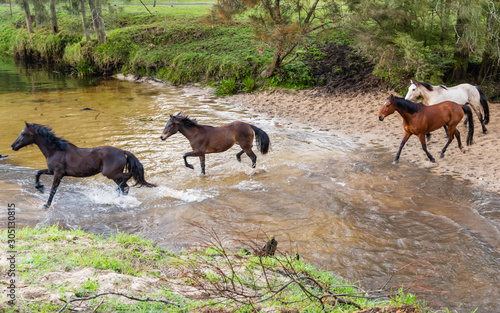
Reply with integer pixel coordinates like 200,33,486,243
57,292,181,313
281,50,307,66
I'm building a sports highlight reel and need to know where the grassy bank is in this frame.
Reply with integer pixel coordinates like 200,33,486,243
0,225,425,312
0,1,323,94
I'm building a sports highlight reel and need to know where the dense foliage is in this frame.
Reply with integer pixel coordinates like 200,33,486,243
2,0,500,94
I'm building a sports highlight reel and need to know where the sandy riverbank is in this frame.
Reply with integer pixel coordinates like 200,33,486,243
230,88,500,193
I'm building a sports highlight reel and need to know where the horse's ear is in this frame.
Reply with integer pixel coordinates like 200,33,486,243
412,80,419,86
25,121,29,127
389,94,395,101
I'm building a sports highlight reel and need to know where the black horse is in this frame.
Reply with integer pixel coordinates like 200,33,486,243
11,122,156,208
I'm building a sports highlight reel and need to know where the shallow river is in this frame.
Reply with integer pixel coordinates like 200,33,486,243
1,58,499,311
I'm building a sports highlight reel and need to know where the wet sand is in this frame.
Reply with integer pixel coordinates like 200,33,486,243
230,89,500,193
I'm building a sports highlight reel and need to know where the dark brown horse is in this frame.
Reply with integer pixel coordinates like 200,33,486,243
160,113,270,175
378,95,474,164
11,122,156,208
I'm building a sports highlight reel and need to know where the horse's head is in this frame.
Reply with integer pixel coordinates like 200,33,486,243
404,80,421,101
378,95,397,121
160,114,180,140
11,122,36,151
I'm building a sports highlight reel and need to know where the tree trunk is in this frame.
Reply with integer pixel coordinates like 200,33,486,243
50,0,58,33
451,13,469,81
452,50,468,81
95,0,106,42
79,0,90,41
33,0,47,27
478,51,492,83
89,0,106,43
22,0,33,34
260,49,283,78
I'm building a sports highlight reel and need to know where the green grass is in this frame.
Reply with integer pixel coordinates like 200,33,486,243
0,0,322,90
0,225,427,312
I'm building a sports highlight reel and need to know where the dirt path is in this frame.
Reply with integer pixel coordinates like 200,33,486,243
230,89,500,193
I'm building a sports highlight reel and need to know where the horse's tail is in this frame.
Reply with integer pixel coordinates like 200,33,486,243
124,151,157,187
476,86,490,124
251,125,270,154
462,105,474,146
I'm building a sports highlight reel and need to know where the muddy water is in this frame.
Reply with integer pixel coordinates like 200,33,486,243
1,58,499,311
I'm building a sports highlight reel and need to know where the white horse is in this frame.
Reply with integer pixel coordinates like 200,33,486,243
405,80,490,134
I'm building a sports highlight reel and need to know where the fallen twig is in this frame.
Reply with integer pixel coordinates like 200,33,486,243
57,291,181,313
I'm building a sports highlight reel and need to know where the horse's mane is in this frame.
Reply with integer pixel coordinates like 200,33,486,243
27,123,68,150
175,114,201,127
392,96,423,114
419,82,434,91
419,81,448,91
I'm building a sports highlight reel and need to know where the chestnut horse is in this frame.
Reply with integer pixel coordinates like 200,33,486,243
160,113,270,175
378,95,474,164
405,80,489,134
11,122,156,208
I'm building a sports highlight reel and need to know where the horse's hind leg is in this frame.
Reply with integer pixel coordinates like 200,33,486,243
454,128,464,152
440,132,455,158
470,105,487,134
113,177,131,195
103,163,132,195
236,150,244,162
35,169,52,193
244,148,257,168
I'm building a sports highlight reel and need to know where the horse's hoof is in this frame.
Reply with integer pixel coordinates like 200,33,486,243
186,164,194,169
122,186,129,195
440,153,445,159
393,160,399,165
236,156,241,162
36,185,44,193
40,203,50,209
430,158,436,163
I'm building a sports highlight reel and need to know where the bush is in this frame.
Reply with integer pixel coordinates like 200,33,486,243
242,76,255,92
215,77,237,96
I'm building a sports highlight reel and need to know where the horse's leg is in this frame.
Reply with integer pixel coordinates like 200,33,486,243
470,104,487,134
418,134,435,163
393,132,411,165
236,150,245,162
455,129,463,152
103,158,132,195
440,128,456,158
113,177,130,195
443,125,449,138
183,151,204,173
199,155,206,175
35,169,52,193
43,174,63,208
244,148,257,168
